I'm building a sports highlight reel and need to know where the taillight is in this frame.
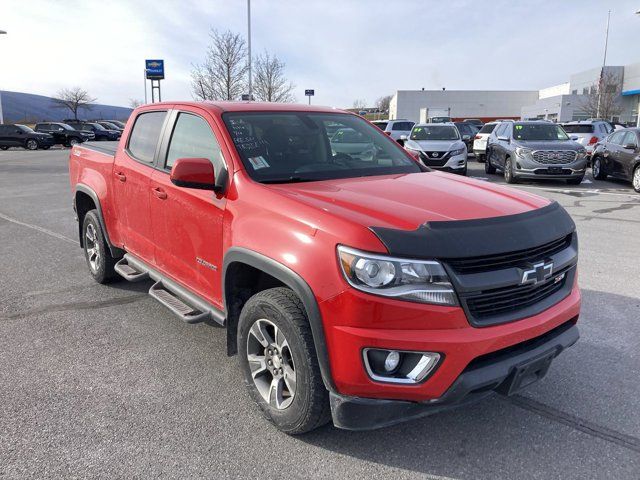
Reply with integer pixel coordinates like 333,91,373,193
474,135,482,140
588,136,598,145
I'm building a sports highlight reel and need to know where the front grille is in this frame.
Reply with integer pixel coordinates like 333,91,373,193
532,150,576,165
445,234,572,275
420,151,448,167
463,269,568,320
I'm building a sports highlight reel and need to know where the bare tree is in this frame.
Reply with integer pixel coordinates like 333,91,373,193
52,87,97,120
578,71,623,120
128,98,144,108
375,95,392,114
253,51,295,102
352,99,367,110
191,29,248,101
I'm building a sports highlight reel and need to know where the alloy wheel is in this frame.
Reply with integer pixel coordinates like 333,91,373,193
246,318,296,410
633,166,640,192
26,139,38,150
85,223,101,273
593,158,600,178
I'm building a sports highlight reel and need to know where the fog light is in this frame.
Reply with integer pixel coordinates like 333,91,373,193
384,351,401,372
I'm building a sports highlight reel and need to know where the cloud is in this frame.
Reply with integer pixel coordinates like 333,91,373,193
1,0,639,108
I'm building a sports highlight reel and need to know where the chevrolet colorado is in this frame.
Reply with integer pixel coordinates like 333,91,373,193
69,102,580,434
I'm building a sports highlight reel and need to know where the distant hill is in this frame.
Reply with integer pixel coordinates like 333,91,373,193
0,90,133,124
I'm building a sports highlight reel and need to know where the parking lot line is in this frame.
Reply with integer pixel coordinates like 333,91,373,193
0,211,78,245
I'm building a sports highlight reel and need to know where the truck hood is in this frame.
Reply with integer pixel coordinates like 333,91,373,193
267,171,549,231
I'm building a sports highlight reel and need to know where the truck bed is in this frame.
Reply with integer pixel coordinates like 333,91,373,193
82,141,118,157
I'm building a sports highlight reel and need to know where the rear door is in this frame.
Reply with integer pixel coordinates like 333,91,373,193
149,107,229,305
604,131,625,176
112,108,170,263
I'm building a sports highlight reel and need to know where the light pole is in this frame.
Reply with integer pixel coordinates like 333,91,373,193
247,0,252,100
0,30,6,124
597,10,611,119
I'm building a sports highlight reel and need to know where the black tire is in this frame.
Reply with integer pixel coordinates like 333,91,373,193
238,287,330,434
25,139,38,150
632,164,640,193
566,175,584,185
485,149,496,174
69,137,81,147
504,157,518,184
592,156,607,180
82,210,118,284
476,154,486,163
0,146,8,150
458,165,468,176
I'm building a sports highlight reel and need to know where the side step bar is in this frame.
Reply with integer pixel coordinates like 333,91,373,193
115,254,225,326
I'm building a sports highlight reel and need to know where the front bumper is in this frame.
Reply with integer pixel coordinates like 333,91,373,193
331,319,579,430
514,155,588,179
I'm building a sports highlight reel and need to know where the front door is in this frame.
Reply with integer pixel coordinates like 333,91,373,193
616,131,638,179
112,109,169,263
149,108,228,306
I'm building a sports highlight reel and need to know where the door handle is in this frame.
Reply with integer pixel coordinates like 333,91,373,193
114,171,126,182
152,187,167,200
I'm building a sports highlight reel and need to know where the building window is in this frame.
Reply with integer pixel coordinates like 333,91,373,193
583,87,589,95
572,89,578,95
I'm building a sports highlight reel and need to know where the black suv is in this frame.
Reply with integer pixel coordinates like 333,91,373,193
591,128,640,193
95,121,124,132
65,121,121,141
34,122,95,146
454,122,479,153
0,124,54,150
486,121,588,184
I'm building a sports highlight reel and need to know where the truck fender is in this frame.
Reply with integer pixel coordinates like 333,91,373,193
222,247,336,393
74,184,123,258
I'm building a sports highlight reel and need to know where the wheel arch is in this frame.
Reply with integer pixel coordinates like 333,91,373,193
74,184,123,257
223,247,336,393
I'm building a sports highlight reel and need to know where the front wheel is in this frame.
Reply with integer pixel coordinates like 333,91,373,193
592,156,607,180
69,137,80,147
485,149,496,174
238,288,330,434
82,210,118,283
633,165,640,193
504,158,518,184
25,139,38,150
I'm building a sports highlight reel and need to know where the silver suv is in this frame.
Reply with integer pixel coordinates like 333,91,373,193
562,120,614,157
486,121,587,185
371,119,414,144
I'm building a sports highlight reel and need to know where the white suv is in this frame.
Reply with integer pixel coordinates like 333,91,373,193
472,122,498,163
371,119,414,144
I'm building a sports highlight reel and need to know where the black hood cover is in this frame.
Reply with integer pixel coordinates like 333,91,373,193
370,201,575,260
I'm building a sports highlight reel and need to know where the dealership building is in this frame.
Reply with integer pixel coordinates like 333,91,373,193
389,62,640,125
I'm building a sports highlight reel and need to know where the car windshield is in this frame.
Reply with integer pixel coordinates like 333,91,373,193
478,123,496,134
101,122,118,129
410,125,459,141
16,125,34,132
223,112,422,183
513,123,569,141
331,128,370,144
562,124,594,134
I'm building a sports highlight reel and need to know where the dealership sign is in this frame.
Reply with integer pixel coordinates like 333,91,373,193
145,59,165,80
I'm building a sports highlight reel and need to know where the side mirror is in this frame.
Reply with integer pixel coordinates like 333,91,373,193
170,158,218,191
497,135,510,142
570,136,579,141
462,134,470,141
622,143,637,150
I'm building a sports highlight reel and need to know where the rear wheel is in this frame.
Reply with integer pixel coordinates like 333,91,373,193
0,146,8,150
633,165,640,193
238,287,330,434
504,157,518,184
592,156,607,180
485,149,496,174
82,210,118,283
25,139,38,150
69,137,80,147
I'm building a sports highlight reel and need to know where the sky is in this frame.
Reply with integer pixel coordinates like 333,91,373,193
1,0,640,109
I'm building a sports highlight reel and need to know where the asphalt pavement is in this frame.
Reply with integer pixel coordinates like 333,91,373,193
1,148,639,479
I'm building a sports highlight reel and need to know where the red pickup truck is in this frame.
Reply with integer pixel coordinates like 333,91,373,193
69,101,580,433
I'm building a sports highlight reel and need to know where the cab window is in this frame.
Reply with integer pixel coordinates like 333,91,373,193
127,111,167,163
165,112,225,176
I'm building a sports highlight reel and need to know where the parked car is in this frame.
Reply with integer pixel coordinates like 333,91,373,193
485,121,587,184
454,122,478,153
0,124,54,150
104,120,126,129
472,122,498,163
96,121,124,132
561,120,613,158
66,121,121,141
591,128,640,192
330,128,375,160
463,119,484,127
69,101,580,433
403,123,468,175
370,119,414,144
34,122,95,146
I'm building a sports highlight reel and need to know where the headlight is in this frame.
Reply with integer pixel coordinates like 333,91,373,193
449,147,465,156
337,246,458,306
515,147,532,157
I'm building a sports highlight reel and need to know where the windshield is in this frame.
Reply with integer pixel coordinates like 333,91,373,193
478,123,497,134
562,124,594,134
16,125,34,132
89,123,107,131
410,125,459,141
223,112,422,183
59,123,74,130
513,123,569,141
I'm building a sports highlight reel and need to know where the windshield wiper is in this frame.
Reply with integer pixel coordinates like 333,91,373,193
260,176,319,184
